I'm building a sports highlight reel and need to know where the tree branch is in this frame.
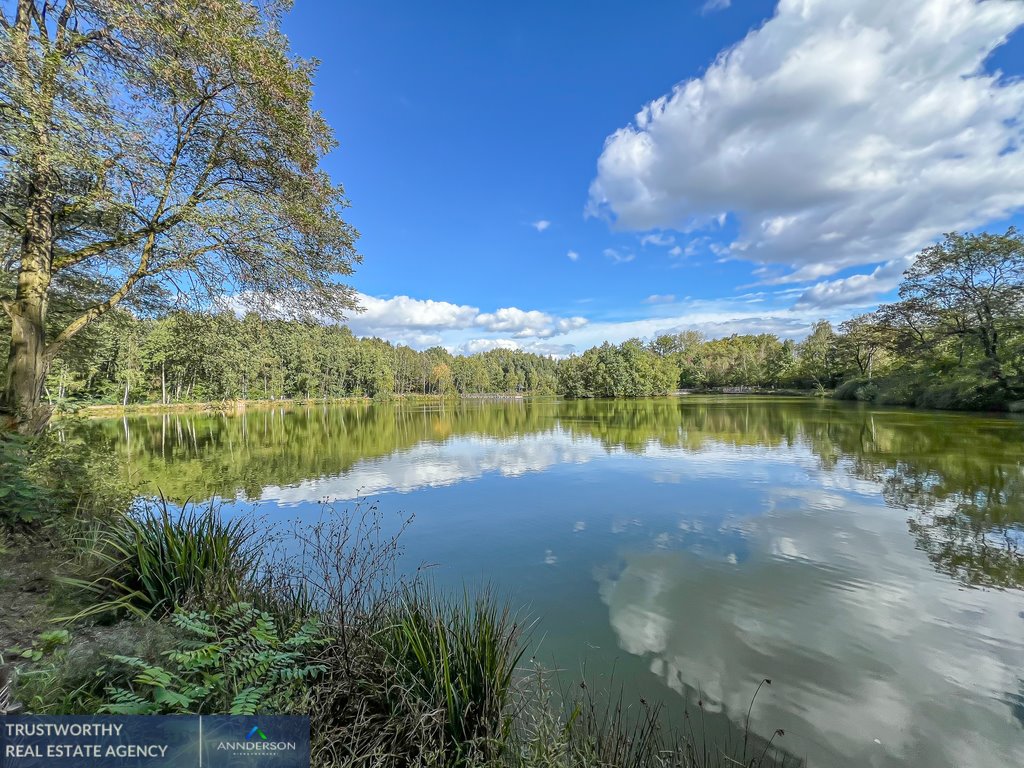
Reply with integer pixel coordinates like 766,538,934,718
47,231,158,354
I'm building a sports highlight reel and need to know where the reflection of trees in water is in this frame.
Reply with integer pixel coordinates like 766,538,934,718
1009,678,1024,729
80,397,1024,588
829,423,1024,590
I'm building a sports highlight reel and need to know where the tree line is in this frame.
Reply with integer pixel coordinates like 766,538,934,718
17,228,1022,410
564,229,1024,409
15,307,866,404
40,310,559,405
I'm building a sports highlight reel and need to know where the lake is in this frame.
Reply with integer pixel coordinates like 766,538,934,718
79,396,1024,767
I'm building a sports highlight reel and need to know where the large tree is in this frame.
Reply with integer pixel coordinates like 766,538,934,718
892,229,1024,395
0,0,359,431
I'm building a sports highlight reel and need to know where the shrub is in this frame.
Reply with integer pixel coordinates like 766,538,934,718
62,499,260,619
916,379,1003,411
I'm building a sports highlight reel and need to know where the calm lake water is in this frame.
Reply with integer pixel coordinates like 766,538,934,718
81,397,1024,767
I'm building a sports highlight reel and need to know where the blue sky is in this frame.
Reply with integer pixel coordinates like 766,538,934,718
282,0,1024,354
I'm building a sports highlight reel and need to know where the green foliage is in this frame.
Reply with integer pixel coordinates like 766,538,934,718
1,0,361,428
848,227,1024,410
0,424,134,528
62,501,260,619
833,378,878,402
374,590,529,762
42,310,561,405
558,340,678,399
99,603,327,715
6,630,71,664
0,433,49,525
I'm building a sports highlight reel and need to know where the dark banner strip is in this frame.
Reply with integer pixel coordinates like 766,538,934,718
1,715,309,768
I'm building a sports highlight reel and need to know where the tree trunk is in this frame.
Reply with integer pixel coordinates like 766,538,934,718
2,3,59,433
2,201,54,433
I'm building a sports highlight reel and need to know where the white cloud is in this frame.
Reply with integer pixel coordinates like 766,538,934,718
668,246,683,257
532,219,551,232
604,247,636,264
456,338,576,357
589,0,1024,305
795,258,910,309
475,307,588,338
567,250,580,261
641,233,676,247
458,338,523,355
355,293,478,330
701,0,731,14
346,293,587,348
644,294,677,304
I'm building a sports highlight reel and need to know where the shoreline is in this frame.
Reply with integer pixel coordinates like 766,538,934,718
58,394,451,419
62,389,1024,421
61,389,823,419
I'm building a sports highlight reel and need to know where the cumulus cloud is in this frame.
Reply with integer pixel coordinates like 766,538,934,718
347,294,587,347
475,307,588,338
644,294,677,304
794,258,909,309
532,219,551,232
567,250,580,261
455,338,576,357
588,0,1024,305
355,293,478,330
458,338,523,355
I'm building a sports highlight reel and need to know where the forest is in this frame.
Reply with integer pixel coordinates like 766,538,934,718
15,229,1023,411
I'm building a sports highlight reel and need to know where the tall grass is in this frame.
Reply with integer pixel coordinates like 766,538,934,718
61,498,260,619
509,669,795,768
375,589,529,763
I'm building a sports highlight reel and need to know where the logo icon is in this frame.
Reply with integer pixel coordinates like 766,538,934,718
246,726,268,741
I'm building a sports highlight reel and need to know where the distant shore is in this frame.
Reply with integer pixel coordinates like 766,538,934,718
60,389,826,419
63,394,436,418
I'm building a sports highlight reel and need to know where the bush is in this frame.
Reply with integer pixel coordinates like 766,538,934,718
62,500,260,619
916,379,1004,411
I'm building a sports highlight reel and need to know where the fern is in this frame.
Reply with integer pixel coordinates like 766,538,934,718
99,603,327,715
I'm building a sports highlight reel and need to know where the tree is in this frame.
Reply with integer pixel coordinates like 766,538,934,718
0,0,359,430
837,314,887,379
797,320,841,388
892,229,1024,395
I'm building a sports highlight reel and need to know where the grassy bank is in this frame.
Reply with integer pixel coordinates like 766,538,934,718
0,432,796,767
63,393,460,419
